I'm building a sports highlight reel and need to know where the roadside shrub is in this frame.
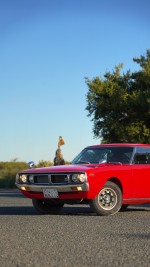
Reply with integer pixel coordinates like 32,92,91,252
0,162,28,188
36,160,53,168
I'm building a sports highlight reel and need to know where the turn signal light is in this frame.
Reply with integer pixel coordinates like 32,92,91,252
71,186,82,191
20,186,30,191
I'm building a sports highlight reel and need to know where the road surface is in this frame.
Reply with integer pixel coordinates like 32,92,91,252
0,190,150,267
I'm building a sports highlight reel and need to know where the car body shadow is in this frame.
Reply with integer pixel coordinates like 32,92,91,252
0,204,149,216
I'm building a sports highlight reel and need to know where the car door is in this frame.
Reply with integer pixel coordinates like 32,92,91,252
131,147,150,199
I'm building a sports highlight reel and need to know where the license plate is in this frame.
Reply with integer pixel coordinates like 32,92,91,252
43,188,59,198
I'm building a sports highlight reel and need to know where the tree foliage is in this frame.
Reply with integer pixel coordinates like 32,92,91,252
85,50,150,143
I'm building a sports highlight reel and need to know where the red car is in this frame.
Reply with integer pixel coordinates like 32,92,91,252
16,144,150,216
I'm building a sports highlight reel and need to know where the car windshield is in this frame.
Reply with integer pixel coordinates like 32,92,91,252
72,146,134,164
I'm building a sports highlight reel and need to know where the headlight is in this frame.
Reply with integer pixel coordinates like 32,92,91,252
71,173,86,183
20,174,27,183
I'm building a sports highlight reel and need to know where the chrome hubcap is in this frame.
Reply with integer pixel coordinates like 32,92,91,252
98,188,117,210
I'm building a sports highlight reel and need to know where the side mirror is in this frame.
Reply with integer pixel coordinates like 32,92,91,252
28,161,35,168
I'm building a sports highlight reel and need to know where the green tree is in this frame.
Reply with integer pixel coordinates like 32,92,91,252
85,50,150,143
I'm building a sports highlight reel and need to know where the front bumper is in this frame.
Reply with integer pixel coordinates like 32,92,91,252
16,182,89,200
16,182,89,194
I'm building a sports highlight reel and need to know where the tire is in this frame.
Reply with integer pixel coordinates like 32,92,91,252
90,181,122,216
32,198,64,215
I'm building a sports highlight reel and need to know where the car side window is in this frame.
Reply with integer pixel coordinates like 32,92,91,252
133,147,150,164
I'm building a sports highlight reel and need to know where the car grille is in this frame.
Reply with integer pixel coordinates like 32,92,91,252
31,174,69,184
51,174,68,184
34,175,49,184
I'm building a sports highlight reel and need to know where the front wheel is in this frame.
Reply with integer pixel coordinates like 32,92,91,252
32,199,64,214
90,181,122,216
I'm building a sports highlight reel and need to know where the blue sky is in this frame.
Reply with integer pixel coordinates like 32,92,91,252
0,0,150,163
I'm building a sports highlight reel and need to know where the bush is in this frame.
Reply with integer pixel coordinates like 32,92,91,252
36,160,53,168
0,161,28,188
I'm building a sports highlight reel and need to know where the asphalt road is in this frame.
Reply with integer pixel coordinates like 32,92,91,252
0,190,150,267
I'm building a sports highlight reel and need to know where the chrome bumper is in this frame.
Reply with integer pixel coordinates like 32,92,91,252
16,182,89,193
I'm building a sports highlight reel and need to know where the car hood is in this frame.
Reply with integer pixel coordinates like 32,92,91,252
20,163,123,174
21,164,95,173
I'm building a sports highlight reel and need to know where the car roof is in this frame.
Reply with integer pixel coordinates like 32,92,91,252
87,143,150,148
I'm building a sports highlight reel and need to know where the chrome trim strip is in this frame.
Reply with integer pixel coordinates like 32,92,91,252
123,198,150,201
48,174,51,184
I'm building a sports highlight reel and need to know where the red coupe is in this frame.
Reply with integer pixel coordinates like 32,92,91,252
16,144,150,216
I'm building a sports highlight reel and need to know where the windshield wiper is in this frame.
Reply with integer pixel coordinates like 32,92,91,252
76,160,90,164
107,162,122,165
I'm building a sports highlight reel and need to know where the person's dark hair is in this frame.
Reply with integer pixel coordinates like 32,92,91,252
54,148,65,166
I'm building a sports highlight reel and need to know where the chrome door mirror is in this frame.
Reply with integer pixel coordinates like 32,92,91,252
28,161,35,168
